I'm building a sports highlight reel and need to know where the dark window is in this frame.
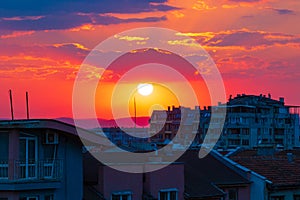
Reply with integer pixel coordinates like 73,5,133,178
228,189,238,200
19,197,38,200
294,195,300,200
159,190,177,200
0,132,9,160
45,195,54,200
0,133,9,179
228,139,240,146
271,196,285,200
242,139,249,146
111,192,132,200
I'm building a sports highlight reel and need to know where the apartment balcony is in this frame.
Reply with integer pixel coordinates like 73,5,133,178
0,159,63,183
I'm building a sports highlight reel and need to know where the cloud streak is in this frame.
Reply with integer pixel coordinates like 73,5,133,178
185,29,300,50
0,13,167,31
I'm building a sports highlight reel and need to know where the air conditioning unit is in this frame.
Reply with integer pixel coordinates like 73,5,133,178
44,132,59,144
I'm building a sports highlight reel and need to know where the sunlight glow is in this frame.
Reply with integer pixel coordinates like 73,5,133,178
137,83,153,96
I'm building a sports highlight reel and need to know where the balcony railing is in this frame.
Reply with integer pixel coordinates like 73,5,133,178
0,159,63,182
0,161,8,179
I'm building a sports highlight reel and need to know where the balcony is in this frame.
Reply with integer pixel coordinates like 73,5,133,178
0,159,63,183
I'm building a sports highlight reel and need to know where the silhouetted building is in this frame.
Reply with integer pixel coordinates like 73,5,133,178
83,150,184,200
149,106,201,146
218,94,300,150
83,149,251,200
179,150,251,200
148,94,300,150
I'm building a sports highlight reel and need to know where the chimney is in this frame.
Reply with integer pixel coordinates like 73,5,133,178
287,152,293,163
279,97,285,103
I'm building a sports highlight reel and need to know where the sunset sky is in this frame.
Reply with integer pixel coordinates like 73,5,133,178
0,0,300,119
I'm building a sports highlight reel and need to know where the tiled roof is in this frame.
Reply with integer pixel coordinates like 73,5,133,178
229,150,300,187
178,150,250,198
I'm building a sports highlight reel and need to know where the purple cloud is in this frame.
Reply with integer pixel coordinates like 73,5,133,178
0,0,175,31
272,8,295,15
0,13,167,31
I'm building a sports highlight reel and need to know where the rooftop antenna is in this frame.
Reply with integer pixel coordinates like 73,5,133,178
134,97,137,129
9,89,14,120
26,91,30,119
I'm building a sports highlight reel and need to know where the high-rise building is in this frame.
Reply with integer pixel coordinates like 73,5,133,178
149,94,300,150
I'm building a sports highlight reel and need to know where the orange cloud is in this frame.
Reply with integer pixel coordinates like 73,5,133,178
0,31,35,39
53,43,90,51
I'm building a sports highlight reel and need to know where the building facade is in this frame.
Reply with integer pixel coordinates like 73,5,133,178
0,119,88,200
218,94,300,150
148,94,300,150
149,106,201,146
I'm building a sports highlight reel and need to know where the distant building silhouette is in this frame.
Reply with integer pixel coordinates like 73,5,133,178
149,106,201,147
149,94,300,150
218,94,300,150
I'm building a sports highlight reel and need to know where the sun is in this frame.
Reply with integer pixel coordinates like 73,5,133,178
137,83,153,96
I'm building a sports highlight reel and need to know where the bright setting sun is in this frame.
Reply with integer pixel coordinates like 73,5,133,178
137,83,153,96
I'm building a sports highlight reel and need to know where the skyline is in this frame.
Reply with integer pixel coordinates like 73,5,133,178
0,0,300,119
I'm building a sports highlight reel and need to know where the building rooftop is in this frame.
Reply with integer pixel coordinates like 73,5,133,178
0,119,107,146
229,149,300,187
178,150,250,198
227,94,285,107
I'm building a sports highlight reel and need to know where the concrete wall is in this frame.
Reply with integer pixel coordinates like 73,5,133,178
249,173,267,200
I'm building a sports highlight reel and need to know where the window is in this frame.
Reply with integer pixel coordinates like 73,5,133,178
111,191,132,200
0,132,9,179
159,189,178,200
294,195,300,200
19,197,38,200
45,195,54,200
241,128,250,135
19,134,38,179
271,196,285,200
242,139,249,146
228,139,240,146
228,189,238,200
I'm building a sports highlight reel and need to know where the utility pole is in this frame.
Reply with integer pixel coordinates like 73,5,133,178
9,89,14,120
26,91,30,119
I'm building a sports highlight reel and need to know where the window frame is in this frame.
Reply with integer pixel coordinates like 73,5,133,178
111,191,132,200
158,188,178,200
228,188,238,200
271,196,285,200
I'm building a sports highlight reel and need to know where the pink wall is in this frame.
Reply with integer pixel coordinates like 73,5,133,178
0,192,19,200
144,163,184,200
96,163,184,200
99,165,143,200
